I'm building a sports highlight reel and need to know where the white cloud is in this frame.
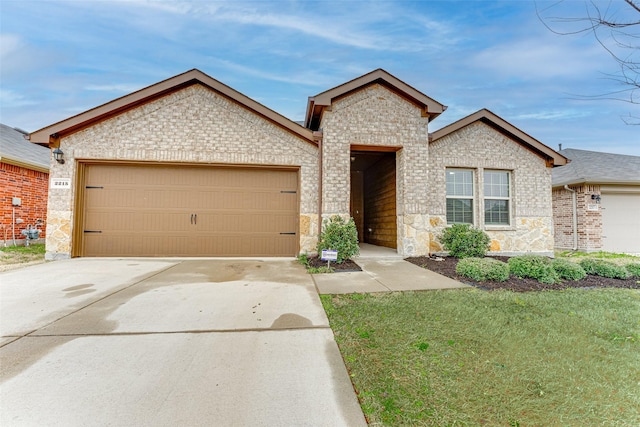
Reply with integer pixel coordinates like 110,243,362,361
0,89,37,107
208,58,334,87
513,110,591,121
85,84,144,93
0,34,23,58
470,36,604,79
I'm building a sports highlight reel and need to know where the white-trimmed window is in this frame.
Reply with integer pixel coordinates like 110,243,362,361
484,170,510,226
446,169,474,224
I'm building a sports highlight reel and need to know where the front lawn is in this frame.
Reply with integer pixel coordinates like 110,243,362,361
322,289,640,426
0,243,46,270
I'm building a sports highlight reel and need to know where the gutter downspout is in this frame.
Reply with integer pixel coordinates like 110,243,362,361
564,185,578,251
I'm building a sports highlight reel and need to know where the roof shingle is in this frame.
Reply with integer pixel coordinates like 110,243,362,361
553,148,640,187
0,123,50,172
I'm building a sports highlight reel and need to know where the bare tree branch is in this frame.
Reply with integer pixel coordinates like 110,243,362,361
537,0,640,124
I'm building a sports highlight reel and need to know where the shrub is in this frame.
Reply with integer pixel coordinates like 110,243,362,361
508,255,560,284
580,259,631,279
297,253,310,268
625,263,640,278
552,258,587,281
440,224,490,258
456,257,510,282
316,215,359,263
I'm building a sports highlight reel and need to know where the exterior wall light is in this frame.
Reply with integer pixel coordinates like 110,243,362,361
591,194,601,203
53,148,65,164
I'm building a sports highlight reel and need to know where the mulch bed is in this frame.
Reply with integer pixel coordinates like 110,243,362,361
405,256,640,292
306,256,362,272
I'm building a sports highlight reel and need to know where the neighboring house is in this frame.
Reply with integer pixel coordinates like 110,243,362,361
28,69,566,260
552,148,640,254
0,123,50,244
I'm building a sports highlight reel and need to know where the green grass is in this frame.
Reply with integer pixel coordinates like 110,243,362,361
0,243,46,267
0,243,46,255
557,251,640,266
322,289,640,426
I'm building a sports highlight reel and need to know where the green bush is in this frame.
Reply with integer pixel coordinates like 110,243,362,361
440,224,490,258
580,259,631,279
552,258,587,281
625,263,640,278
456,257,510,282
508,255,560,284
316,215,359,263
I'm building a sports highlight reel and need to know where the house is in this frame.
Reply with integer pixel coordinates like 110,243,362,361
552,148,640,254
1,123,50,245
28,69,566,260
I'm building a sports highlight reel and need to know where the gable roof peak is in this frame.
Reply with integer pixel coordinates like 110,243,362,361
29,69,314,146
304,69,446,130
430,108,567,167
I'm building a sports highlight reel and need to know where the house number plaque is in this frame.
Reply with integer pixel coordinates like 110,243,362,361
51,178,71,189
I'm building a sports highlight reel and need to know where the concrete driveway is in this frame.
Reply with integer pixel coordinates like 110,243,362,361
0,259,366,426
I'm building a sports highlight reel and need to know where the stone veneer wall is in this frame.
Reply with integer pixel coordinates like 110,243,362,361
318,84,431,256
45,84,319,259
428,122,555,256
552,185,602,252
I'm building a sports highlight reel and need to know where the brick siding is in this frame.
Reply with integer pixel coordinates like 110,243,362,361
0,162,48,242
319,84,431,256
43,80,558,259
429,122,555,255
46,84,319,259
552,185,602,251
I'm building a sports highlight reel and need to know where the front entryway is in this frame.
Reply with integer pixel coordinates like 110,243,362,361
350,151,397,249
77,163,299,257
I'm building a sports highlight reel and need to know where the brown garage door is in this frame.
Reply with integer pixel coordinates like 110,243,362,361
79,164,299,257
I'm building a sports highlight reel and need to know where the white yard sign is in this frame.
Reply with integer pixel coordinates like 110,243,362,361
321,250,338,261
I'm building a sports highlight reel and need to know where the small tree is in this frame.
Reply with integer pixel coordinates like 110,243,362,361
316,215,359,263
440,223,490,258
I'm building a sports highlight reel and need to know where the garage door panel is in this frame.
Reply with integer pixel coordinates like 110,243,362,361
141,212,192,233
84,211,136,232
190,234,297,257
141,189,192,209
197,213,297,233
81,164,299,257
85,188,138,209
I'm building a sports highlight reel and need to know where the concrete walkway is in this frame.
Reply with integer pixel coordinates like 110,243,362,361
313,243,469,294
0,259,366,427
1,247,467,426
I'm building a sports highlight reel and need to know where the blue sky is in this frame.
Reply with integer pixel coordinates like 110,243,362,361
1,0,638,155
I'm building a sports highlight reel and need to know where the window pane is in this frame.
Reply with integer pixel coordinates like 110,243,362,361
485,199,509,225
484,171,509,197
447,199,473,224
446,170,473,196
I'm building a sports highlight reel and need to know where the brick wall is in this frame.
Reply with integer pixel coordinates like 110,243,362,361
0,162,48,242
319,83,431,256
552,185,602,251
552,187,575,249
45,84,319,259
429,122,555,255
